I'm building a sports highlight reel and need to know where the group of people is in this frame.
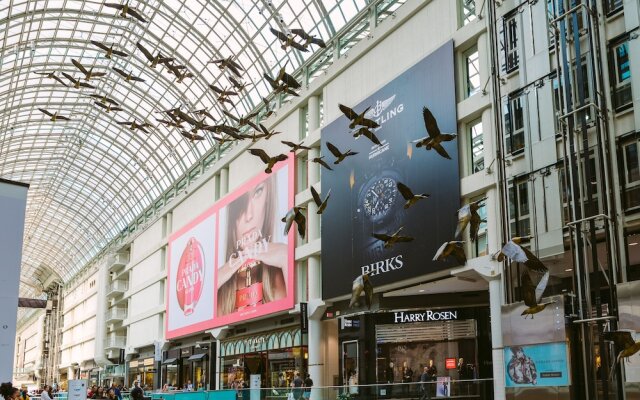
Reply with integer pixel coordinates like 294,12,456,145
380,358,475,400
288,372,313,400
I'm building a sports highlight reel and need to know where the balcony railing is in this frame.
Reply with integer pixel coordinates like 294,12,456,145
108,252,130,272
104,335,126,349
105,307,127,323
106,280,128,299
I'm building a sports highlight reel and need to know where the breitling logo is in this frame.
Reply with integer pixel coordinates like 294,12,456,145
364,95,404,126
366,95,396,118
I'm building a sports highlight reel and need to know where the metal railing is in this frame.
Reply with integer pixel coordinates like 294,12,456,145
148,380,494,400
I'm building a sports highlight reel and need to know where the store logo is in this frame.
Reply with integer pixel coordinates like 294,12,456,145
176,237,205,316
393,310,458,323
364,94,404,126
360,254,404,277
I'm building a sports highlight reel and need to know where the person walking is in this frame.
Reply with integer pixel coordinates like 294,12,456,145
110,383,121,400
419,367,431,400
40,386,52,400
291,373,303,400
0,383,21,400
130,382,144,400
401,363,413,396
426,360,437,399
302,374,313,399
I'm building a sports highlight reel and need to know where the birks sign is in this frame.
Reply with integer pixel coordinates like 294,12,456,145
393,310,458,323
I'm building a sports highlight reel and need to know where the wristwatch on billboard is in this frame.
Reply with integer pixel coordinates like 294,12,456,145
354,159,407,261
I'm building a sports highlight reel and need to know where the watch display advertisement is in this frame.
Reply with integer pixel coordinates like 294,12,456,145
321,41,460,300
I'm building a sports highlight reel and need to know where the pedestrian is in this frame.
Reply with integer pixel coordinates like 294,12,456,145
0,383,20,400
426,360,437,399
88,386,97,398
303,374,313,399
419,367,430,400
40,386,52,400
291,372,303,400
130,382,143,400
401,362,413,396
110,383,121,400
92,387,106,399
19,386,29,400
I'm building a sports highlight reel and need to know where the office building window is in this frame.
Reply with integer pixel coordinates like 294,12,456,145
558,167,571,225
605,0,623,15
622,140,640,210
465,47,481,97
471,195,488,257
610,40,632,112
571,58,593,124
297,154,308,193
300,105,309,139
461,0,477,26
504,14,519,73
504,94,525,155
508,180,530,235
469,119,484,173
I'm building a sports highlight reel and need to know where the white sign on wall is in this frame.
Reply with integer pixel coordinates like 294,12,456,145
250,374,261,400
0,179,28,382
68,380,88,400
166,211,216,338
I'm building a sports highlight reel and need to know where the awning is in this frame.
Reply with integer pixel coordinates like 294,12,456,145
162,358,177,365
187,353,207,361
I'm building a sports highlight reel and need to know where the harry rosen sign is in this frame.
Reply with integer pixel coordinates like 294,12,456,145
393,310,458,323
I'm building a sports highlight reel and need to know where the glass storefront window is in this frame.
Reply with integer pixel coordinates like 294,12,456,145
377,339,477,381
221,347,308,390
181,362,192,389
163,364,178,388
193,360,207,390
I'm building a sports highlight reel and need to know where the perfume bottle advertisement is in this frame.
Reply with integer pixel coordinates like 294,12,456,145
215,161,294,325
166,210,216,337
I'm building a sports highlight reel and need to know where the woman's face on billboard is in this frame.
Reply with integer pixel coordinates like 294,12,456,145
235,182,267,249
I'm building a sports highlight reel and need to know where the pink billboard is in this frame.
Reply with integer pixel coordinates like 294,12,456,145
166,158,294,339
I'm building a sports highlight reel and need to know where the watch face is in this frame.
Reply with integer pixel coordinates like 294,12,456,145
363,177,398,220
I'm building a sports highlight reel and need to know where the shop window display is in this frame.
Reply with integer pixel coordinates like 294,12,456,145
221,347,308,390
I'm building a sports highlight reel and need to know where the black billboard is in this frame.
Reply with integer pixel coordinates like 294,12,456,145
321,41,460,300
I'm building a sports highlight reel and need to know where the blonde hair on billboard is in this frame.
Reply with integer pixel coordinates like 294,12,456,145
217,173,285,316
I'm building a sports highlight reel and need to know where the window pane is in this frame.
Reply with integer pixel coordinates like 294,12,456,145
470,120,484,173
519,182,529,215
461,0,477,26
615,42,630,83
625,143,640,184
466,49,480,97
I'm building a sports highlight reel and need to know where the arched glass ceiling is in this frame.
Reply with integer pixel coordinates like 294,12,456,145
0,0,405,298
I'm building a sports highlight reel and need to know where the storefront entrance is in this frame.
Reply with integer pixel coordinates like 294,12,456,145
220,328,307,389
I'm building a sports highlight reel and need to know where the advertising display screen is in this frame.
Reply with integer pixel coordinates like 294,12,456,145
321,41,460,299
504,342,570,387
166,159,294,339
214,163,294,326
166,208,217,338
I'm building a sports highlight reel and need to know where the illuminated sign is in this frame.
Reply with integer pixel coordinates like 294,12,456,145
393,310,458,323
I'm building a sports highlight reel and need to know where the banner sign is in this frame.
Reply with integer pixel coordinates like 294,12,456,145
321,41,459,299
68,380,88,400
504,342,570,387
300,302,308,334
0,179,28,382
166,159,294,339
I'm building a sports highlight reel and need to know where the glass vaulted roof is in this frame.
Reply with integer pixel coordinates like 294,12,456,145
0,0,405,300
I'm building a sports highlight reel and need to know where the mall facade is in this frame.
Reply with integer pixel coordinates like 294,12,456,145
12,0,640,399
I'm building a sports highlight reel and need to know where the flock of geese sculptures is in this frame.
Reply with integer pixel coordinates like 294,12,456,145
33,1,327,144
